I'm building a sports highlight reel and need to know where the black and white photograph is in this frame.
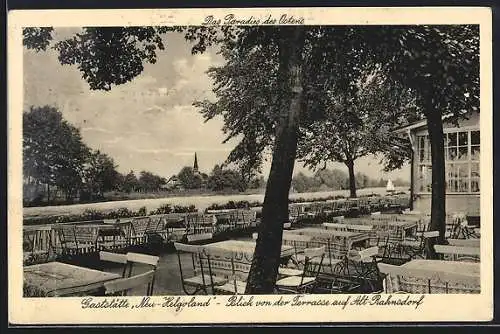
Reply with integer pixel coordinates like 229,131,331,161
8,7,493,324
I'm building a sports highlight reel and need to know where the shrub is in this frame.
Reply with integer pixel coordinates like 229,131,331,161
206,201,252,211
149,204,172,215
138,206,147,216
81,209,104,221
172,205,197,213
107,207,134,219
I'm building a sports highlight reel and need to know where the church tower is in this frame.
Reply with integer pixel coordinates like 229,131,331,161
193,152,199,173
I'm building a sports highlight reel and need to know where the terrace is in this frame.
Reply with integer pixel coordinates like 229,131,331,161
23,192,480,296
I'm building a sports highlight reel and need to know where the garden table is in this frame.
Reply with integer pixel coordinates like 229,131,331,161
24,261,120,297
402,259,479,278
192,240,294,279
284,228,370,253
204,240,294,260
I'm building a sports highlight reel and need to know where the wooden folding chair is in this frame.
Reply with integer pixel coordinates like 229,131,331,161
173,242,226,295
128,216,153,245
23,227,52,264
99,251,128,277
73,225,100,255
398,230,439,260
205,248,250,295
57,225,78,256
282,233,312,269
123,252,160,293
104,270,156,296
187,214,215,235
275,246,326,294
345,246,382,293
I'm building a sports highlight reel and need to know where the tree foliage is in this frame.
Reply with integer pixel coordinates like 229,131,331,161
206,164,246,192
177,166,202,189
296,68,419,197
137,170,166,192
23,106,89,201
82,150,119,198
121,171,139,193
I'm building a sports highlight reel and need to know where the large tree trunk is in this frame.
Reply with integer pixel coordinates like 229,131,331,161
245,27,305,294
346,160,357,198
425,110,446,259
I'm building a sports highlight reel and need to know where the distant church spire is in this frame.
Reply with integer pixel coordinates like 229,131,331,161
193,152,199,172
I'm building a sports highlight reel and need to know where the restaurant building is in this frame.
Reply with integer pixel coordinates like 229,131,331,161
394,111,480,219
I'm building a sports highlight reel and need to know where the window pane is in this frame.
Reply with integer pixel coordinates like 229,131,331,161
471,131,480,145
447,147,458,161
471,178,480,192
459,179,469,192
471,146,480,160
448,132,457,147
446,163,454,178
426,137,431,161
447,179,458,192
471,162,480,177
458,132,468,146
458,146,468,160
458,164,469,178
418,165,432,192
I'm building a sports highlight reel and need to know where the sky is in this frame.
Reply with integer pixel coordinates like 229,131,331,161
23,27,410,181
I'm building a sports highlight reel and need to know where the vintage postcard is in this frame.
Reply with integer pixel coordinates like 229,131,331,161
8,7,493,324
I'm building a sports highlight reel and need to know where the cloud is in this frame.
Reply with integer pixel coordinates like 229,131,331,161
81,127,114,134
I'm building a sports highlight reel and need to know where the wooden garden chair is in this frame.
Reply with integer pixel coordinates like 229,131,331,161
56,225,79,257
128,216,154,245
397,230,439,260
186,214,215,235
104,270,156,296
124,252,160,293
345,246,382,293
23,226,52,264
275,246,326,294
205,248,251,295
282,233,312,268
72,225,101,254
99,251,128,277
173,242,226,295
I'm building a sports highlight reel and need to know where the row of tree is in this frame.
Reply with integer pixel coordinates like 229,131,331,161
176,165,265,192
23,25,478,293
292,169,409,194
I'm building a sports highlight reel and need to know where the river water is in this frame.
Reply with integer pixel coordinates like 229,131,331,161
23,187,407,218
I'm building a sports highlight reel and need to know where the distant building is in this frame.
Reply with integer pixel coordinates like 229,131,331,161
163,175,184,190
193,152,199,174
393,111,480,217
